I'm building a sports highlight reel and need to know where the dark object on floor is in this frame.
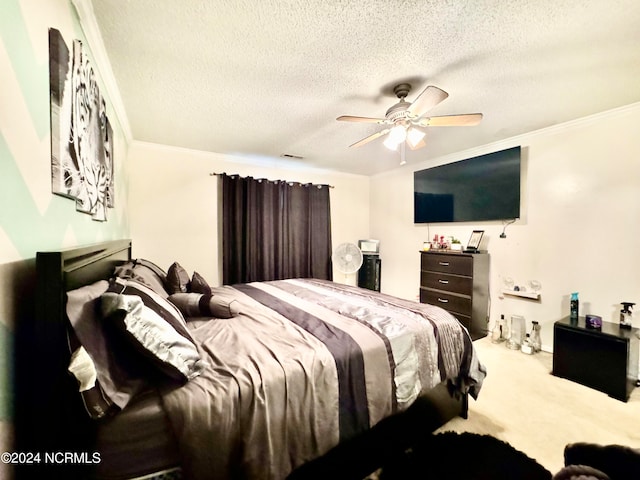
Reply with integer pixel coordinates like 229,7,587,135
562,443,640,480
287,392,551,480
380,431,551,480
553,464,610,480
286,394,453,480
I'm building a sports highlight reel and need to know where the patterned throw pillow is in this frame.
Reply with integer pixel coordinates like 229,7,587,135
102,278,201,380
106,278,198,346
101,284,204,384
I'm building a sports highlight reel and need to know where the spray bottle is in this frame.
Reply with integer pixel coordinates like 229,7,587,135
620,302,635,329
570,292,579,320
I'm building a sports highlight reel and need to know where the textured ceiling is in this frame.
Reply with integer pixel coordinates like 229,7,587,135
87,0,640,175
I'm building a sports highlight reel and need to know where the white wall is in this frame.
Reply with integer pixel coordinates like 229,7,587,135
128,103,640,352
128,142,370,286
370,103,640,351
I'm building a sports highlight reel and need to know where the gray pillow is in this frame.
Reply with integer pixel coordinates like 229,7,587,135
169,292,240,319
101,291,204,383
113,259,169,298
66,280,148,418
107,277,195,342
165,262,191,294
191,271,212,295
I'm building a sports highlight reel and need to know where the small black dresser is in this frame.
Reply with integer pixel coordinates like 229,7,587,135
552,316,639,401
358,254,381,292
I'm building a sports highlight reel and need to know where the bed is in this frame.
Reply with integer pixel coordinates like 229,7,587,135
27,239,485,479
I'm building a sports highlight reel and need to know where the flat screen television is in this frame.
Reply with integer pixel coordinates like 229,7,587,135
414,146,521,223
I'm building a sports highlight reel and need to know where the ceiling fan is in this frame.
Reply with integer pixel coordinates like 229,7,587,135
337,83,483,151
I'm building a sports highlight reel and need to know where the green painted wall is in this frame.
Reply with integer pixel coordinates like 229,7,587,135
0,0,131,444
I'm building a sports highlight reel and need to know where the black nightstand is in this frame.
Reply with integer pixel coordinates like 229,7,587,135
552,316,639,401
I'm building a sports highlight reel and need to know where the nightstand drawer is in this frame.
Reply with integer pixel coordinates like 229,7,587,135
420,289,472,317
421,254,473,276
420,271,472,295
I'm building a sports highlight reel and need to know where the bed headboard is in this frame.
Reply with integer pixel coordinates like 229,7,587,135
35,239,132,373
24,240,132,470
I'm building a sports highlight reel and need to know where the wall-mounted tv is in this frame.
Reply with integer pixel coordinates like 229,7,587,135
414,146,521,223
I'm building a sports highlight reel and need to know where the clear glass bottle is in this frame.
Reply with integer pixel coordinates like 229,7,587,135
530,321,542,352
491,315,506,344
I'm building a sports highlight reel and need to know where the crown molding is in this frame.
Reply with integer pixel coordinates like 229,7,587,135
71,0,132,144
375,101,640,177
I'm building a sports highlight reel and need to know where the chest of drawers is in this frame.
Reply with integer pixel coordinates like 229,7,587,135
419,251,490,340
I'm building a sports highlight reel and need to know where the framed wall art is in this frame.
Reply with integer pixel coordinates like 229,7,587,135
49,28,114,221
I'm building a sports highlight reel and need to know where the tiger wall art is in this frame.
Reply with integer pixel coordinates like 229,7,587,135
49,28,114,221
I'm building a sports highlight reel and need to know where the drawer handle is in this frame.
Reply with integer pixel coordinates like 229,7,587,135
438,261,450,266
437,298,449,303
438,279,449,284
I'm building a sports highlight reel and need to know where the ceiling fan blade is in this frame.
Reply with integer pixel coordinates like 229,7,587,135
418,113,483,127
349,129,389,148
337,115,386,123
407,86,449,117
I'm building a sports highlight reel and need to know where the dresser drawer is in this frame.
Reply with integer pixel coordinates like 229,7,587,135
452,312,471,332
420,289,472,317
420,271,472,295
421,254,473,276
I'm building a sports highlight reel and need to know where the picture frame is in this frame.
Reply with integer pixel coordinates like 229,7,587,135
49,28,114,221
466,230,484,252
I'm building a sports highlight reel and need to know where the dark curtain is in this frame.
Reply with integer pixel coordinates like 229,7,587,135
222,174,332,284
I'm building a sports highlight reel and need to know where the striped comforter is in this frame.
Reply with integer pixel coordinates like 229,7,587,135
160,279,485,480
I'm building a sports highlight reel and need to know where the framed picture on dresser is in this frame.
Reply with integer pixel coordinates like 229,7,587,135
466,230,484,252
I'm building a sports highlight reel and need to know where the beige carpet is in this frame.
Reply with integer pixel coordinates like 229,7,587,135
436,336,640,474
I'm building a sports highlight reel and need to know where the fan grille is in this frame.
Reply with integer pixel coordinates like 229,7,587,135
333,243,363,274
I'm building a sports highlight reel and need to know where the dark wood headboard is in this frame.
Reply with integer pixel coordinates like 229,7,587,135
35,239,132,332
18,240,131,477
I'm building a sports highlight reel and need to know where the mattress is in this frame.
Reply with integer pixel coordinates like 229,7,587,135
93,388,180,480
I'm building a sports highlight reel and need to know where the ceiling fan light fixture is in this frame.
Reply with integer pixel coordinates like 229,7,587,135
384,124,408,150
388,124,407,144
383,135,399,151
406,127,425,148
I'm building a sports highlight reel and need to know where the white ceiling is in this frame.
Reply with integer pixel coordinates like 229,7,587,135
85,0,640,176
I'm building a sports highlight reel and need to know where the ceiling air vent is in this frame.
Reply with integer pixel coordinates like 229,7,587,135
280,153,304,160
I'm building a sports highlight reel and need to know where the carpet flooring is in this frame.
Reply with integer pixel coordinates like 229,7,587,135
435,336,640,474
287,388,553,480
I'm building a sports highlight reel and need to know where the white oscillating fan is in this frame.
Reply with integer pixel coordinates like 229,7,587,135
332,243,363,281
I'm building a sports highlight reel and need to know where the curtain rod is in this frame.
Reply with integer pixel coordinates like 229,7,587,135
209,172,334,188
